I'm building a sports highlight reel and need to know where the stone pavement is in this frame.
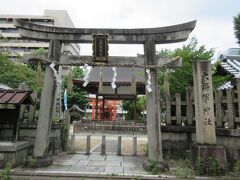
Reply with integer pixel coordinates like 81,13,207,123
9,153,230,179
14,153,151,176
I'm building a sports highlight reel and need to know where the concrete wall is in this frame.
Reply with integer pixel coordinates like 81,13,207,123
0,123,63,156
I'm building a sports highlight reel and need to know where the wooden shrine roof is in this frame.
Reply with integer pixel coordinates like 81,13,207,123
73,67,146,97
0,90,34,105
87,67,145,83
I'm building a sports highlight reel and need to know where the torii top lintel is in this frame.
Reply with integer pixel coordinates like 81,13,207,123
13,19,196,44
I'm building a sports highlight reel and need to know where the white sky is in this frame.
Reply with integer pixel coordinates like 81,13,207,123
0,0,239,58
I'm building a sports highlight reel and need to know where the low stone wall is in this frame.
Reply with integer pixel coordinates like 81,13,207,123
0,123,63,156
161,126,240,166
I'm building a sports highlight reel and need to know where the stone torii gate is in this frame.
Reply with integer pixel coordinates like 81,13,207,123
14,19,196,168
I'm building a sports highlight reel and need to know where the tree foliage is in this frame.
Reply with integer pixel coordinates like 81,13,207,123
62,66,88,109
0,52,40,91
234,14,240,44
157,38,215,95
211,61,232,89
123,96,146,122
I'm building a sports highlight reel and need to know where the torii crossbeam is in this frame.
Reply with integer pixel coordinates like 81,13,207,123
14,19,196,169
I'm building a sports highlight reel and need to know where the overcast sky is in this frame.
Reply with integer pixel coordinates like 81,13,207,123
0,0,239,58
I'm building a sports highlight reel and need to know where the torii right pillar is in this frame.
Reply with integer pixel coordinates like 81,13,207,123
143,35,169,171
191,60,228,174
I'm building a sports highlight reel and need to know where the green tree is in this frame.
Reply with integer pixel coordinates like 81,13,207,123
157,38,223,95
123,96,146,122
62,66,88,109
27,47,47,72
72,66,84,78
211,61,232,89
0,52,40,91
234,14,240,44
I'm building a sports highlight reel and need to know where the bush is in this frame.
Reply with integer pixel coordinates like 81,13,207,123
205,157,222,176
234,160,240,173
0,162,12,180
149,160,160,175
175,167,195,179
141,144,148,156
184,150,192,167
195,156,222,176
194,157,205,175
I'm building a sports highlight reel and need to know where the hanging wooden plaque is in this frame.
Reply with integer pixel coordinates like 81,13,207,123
92,34,109,62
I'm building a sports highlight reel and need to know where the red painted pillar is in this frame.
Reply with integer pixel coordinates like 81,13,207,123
110,109,112,121
99,107,102,120
114,100,116,121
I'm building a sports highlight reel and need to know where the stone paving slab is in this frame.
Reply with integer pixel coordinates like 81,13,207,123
122,161,138,168
76,160,90,166
12,154,151,177
88,160,108,167
105,160,121,167
104,166,124,174
124,155,146,162
37,165,71,171
106,154,124,161
53,160,79,166
68,165,105,173
69,154,88,161
87,154,106,161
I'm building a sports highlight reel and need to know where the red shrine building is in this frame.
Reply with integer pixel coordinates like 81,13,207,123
73,67,145,121
88,97,121,121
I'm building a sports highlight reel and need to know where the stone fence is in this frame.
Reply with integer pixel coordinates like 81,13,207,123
0,123,63,156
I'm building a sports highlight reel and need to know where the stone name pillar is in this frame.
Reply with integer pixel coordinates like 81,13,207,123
143,35,168,171
33,40,61,163
192,60,228,174
193,60,216,144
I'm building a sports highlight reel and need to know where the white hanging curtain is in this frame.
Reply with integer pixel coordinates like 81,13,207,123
111,67,117,89
83,64,92,87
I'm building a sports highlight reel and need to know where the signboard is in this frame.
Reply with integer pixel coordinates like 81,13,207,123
92,34,109,62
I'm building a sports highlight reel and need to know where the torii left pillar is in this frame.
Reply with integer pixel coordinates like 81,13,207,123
32,39,61,167
143,35,169,171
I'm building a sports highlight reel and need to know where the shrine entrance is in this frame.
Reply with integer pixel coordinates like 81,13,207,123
14,19,196,169
73,66,146,121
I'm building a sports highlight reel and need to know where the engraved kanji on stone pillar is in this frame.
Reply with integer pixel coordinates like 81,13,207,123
193,60,216,144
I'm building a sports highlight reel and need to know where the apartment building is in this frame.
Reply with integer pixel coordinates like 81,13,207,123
0,10,80,75
0,10,81,117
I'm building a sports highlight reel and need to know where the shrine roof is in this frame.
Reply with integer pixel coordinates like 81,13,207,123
218,51,240,89
73,67,146,96
85,67,145,83
0,90,34,105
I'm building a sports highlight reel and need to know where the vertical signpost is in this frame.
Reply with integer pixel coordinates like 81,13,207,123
193,61,216,144
192,60,228,173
